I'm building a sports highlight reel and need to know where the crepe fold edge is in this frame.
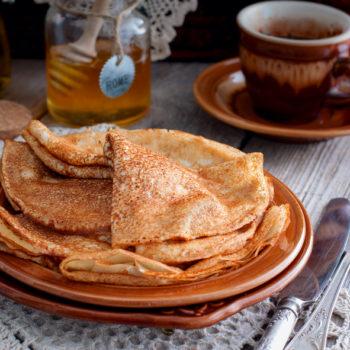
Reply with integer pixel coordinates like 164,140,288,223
27,120,108,167
0,241,58,269
187,204,291,274
23,130,113,179
0,206,110,258
134,220,259,264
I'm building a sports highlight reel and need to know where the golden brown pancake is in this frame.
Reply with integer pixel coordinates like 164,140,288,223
135,220,258,264
1,140,112,234
0,206,109,258
60,248,183,286
23,130,112,179
25,120,244,178
0,241,58,269
187,204,290,274
105,131,269,246
27,120,108,166
134,178,275,264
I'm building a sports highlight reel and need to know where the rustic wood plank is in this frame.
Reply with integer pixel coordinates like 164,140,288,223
243,136,350,224
3,59,47,119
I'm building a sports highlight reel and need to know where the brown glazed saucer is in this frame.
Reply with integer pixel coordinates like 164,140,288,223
0,175,308,309
0,203,312,328
194,58,350,142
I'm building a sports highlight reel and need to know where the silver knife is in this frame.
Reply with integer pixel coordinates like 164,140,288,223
286,250,350,349
256,198,350,350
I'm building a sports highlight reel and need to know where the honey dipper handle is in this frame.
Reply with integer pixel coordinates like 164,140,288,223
71,0,112,55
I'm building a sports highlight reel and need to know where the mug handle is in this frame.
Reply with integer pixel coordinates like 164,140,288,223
326,56,350,106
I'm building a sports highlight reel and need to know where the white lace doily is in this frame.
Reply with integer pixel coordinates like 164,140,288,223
0,123,349,349
144,0,197,60
0,290,348,350
34,0,198,61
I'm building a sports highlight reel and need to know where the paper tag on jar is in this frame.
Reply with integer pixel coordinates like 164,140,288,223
99,55,135,98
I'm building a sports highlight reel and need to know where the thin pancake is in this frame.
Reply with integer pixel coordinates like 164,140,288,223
134,180,274,264
1,140,112,234
25,121,244,178
23,130,112,179
60,248,183,286
0,241,58,269
187,204,291,274
106,131,269,246
0,206,109,258
135,220,258,264
27,120,108,166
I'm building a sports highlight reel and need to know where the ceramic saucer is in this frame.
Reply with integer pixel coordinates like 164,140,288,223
194,58,350,142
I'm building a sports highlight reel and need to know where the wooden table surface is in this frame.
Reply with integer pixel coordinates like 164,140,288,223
5,59,350,288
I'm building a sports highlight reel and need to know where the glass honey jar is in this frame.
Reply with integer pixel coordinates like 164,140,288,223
45,0,151,126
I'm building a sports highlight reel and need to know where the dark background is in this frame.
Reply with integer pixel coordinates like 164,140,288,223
1,0,350,61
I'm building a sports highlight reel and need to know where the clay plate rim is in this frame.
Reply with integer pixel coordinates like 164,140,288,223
0,202,312,329
0,174,307,308
193,58,350,140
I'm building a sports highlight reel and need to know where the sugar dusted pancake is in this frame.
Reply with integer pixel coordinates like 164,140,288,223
135,220,258,264
24,121,244,178
187,205,290,274
0,207,109,258
27,120,108,166
1,141,112,234
105,131,270,246
23,130,112,179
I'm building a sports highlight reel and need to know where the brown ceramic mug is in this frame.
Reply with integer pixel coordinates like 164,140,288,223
237,1,350,123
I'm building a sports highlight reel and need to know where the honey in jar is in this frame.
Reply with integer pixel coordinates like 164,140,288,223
45,0,151,126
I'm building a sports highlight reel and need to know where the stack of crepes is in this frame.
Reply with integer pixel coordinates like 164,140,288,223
0,121,290,286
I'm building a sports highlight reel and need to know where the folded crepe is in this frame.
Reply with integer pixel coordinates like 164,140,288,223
1,141,112,235
60,248,183,286
0,241,58,269
24,121,244,178
187,204,290,275
23,130,112,179
0,206,109,258
135,177,275,264
105,131,270,246
59,205,290,285
135,220,259,264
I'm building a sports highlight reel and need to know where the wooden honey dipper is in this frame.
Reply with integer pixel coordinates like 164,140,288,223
56,0,112,64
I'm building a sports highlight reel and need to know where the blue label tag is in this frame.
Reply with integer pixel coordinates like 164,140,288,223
99,55,135,98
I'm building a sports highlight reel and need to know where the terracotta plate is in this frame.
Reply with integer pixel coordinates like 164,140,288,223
0,207,312,328
0,175,307,308
194,58,350,142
